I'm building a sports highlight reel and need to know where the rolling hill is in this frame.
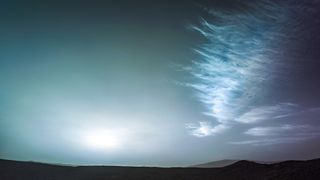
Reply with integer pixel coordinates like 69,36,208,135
191,159,239,168
1,158,320,180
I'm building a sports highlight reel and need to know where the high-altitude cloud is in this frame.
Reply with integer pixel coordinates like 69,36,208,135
187,1,290,135
185,0,317,140
235,103,299,124
230,107,320,146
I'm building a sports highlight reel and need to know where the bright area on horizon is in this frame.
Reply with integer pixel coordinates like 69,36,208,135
1,0,320,166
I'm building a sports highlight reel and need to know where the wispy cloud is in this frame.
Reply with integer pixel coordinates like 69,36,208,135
272,107,320,120
229,136,314,146
184,1,292,137
244,124,309,136
231,124,320,146
186,122,228,137
235,103,299,124
184,1,318,144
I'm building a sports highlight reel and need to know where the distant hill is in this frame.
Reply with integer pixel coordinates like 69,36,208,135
1,158,320,180
191,159,239,168
191,159,277,168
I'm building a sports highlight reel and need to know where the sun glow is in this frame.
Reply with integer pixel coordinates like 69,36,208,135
83,130,122,150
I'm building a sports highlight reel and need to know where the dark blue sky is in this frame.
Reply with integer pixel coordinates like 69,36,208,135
1,0,320,166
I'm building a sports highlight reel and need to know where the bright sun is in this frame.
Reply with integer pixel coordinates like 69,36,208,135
83,130,121,150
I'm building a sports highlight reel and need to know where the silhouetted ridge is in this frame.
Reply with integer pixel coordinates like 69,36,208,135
191,159,239,168
228,160,263,168
1,158,320,180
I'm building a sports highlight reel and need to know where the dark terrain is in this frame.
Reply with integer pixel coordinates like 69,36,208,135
1,158,320,180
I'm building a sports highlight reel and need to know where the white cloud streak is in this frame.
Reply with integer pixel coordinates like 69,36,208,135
231,124,320,146
229,137,313,146
235,103,299,124
244,124,308,136
186,122,228,137
185,1,292,137
184,1,318,144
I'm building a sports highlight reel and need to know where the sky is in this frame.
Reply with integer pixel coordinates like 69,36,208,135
0,0,320,167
